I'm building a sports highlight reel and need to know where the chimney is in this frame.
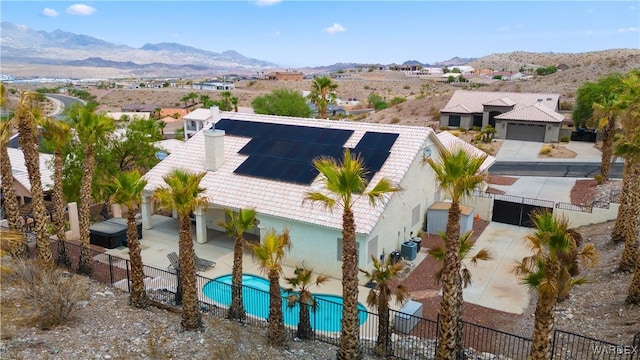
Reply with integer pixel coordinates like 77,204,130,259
204,129,225,171
210,106,220,122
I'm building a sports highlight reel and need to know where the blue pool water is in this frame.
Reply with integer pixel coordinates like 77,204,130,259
202,274,367,332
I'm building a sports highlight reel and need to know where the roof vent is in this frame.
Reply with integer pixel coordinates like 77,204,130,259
537,99,543,102
546,97,552,101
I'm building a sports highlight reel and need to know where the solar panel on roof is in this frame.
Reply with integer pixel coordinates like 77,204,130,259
355,132,399,151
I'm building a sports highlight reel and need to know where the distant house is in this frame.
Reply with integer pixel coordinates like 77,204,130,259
440,90,563,142
193,81,235,91
121,104,157,113
274,72,304,81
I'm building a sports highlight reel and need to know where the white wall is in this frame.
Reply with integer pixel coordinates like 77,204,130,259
366,138,439,269
554,204,619,228
461,194,494,221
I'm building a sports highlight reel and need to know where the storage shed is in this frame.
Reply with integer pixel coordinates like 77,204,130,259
426,202,475,235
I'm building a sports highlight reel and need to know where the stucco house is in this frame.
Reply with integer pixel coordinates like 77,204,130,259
440,90,564,142
141,107,494,278
1,147,54,209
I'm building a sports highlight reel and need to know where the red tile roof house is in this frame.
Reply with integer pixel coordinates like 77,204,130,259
140,107,495,279
440,90,564,143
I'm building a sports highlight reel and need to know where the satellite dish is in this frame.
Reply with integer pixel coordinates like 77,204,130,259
423,147,432,158
155,151,168,160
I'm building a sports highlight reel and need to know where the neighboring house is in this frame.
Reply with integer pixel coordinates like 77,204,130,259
141,107,489,278
1,147,54,211
450,65,475,73
182,108,214,139
274,72,304,81
121,104,157,113
192,81,235,91
440,90,563,142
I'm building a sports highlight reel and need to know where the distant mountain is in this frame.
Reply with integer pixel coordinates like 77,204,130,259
0,21,278,76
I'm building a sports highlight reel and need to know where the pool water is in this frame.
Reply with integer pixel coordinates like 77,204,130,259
202,274,367,332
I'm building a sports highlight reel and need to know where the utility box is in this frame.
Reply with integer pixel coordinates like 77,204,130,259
393,300,423,333
400,241,417,261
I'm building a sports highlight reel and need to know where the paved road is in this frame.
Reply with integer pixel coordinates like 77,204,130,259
46,93,86,117
489,161,624,178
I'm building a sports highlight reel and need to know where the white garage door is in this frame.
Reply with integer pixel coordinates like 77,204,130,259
506,123,545,142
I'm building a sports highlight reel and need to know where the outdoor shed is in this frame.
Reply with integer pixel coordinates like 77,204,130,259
426,202,475,235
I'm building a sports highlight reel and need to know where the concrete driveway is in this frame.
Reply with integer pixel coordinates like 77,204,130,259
461,222,534,314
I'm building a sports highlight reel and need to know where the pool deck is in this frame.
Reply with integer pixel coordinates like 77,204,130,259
105,215,416,338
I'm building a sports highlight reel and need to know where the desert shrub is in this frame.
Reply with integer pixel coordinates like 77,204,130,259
351,113,368,121
5,260,90,329
471,125,481,132
248,80,256,87
428,104,441,120
440,126,450,130
403,85,410,90
594,173,605,185
560,101,574,111
449,130,462,137
389,96,406,106
364,85,370,90
560,136,570,143
390,117,400,124
539,145,553,155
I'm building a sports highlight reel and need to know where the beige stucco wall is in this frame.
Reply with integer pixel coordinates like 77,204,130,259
461,193,494,221
554,203,619,228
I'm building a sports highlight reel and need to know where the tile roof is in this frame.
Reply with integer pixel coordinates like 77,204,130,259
183,108,212,121
3,148,54,193
435,131,496,173
143,111,436,235
440,104,473,113
441,90,560,114
495,102,565,123
484,97,516,107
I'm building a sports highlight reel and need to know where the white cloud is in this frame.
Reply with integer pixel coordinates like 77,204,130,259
270,30,281,37
66,4,97,16
618,27,639,33
324,23,346,34
255,0,281,6
42,8,59,17
630,6,636,10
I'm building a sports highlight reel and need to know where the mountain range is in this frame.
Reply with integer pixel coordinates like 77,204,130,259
0,21,475,78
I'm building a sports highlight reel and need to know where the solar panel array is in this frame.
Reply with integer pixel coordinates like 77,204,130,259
213,119,398,185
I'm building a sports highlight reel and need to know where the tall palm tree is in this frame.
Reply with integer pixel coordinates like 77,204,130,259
284,264,328,340
428,230,494,289
359,255,409,357
108,170,148,308
592,93,619,182
14,91,53,266
220,91,233,111
154,169,208,330
231,97,239,112
309,76,338,118
426,148,487,360
514,210,598,360
0,120,21,229
70,106,115,275
220,208,257,321
627,246,640,304
40,117,72,267
304,149,401,360
612,70,640,270
252,228,291,347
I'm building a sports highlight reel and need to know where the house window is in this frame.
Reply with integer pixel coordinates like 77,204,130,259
412,205,421,227
448,115,461,127
473,115,483,128
337,238,360,263
367,236,378,264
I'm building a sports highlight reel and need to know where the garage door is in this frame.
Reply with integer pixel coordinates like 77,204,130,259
506,123,545,142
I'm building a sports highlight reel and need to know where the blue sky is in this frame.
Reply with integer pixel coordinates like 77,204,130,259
1,1,639,67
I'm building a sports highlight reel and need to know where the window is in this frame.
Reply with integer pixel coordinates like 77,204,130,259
337,238,360,263
412,205,421,227
448,115,461,127
473,114,483,128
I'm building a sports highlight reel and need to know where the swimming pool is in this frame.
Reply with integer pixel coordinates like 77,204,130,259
201,274,368,332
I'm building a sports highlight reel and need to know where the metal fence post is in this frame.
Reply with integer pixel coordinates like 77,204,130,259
108,254,114,285
550,329,558,360
125,259,131,293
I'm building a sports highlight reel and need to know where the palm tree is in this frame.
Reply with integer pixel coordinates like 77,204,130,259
108,170,148,308
611,70,640,270
252,228,291,347
359,255,409,357
627,247,640,304
426,148,487,360
428,230,494,289
220,208,257,321
220,91,233,111
0,118,25,258
304,149,401,360
592,93,619,182
309,76,338,118
40,117,73,268
514,210,598,360
154,169,208,330
231,97,239,112
69,106,116,275
284,264,328,340
14,91,53,266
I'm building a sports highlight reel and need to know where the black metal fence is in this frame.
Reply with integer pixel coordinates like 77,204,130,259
29,240,637,360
